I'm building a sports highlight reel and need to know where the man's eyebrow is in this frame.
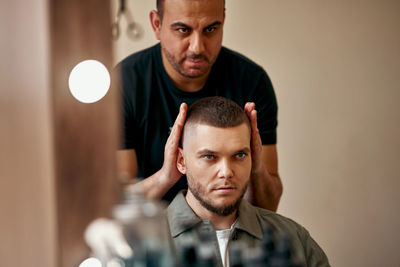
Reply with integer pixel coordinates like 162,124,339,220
203,21,222,30
196,149,217,155
170,21,222,29
196,147,251,155
170,22,191,28
237,147,251,154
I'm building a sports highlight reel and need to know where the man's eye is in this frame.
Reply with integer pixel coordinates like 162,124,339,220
205,26,216,33
236,153,247,159
178,28,189,33
203,155,214,160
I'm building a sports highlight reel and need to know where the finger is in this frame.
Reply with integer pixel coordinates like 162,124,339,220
250,110,262,152
176,103,187,129
250,109,258,134
244,102,255,116
167,104,187,142
165,103,187,159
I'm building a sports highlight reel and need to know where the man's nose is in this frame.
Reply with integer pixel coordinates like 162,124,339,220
188,32,205,55
218,159,234,179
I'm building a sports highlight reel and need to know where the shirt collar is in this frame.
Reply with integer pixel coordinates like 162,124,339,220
234,199,264,240
167,191,263,240
167,191,202,237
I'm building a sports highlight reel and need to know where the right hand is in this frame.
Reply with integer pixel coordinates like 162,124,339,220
118,103,188,200
159,103,188,186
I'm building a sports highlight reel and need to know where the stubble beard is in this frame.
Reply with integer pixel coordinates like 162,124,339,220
162,46,214,79
188,177,248,217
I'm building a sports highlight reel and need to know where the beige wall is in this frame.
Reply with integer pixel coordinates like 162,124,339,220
0,0,56,267
112,1,400,266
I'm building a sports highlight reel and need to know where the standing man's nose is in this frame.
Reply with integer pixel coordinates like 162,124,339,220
189,32,205,55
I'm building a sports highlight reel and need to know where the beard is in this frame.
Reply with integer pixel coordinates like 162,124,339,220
162,46,215,79
188,177,248,217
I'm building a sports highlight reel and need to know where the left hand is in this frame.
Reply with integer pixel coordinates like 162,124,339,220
244,102,263,175
244,102,282,212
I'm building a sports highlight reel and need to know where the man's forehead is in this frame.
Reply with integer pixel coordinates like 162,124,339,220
163,0,224,7
183,123,251,147
162,0,225,20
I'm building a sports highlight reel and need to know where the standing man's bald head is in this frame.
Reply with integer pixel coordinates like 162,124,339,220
157,0,226,21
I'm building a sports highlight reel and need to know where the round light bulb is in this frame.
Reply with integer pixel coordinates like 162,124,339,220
68,60,110,103
79,257,102,267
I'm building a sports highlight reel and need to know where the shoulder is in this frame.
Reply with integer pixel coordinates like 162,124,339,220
217,46,266,74
118,43,160,71
116,44,161,93
251,205,330,266
252,205,307,234
213,47,272,90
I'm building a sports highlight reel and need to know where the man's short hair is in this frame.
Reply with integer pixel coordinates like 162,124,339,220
185,96,250,130
156,0,164,20
157,0,225,21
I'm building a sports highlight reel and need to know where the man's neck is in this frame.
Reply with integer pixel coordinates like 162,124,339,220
185,191,238,230
161,51,210,92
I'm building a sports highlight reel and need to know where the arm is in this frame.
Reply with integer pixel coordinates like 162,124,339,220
117,149,138,179
244,103,283,212
117,103,188,200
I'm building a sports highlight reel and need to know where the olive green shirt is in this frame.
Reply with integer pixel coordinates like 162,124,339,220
167,191,330,267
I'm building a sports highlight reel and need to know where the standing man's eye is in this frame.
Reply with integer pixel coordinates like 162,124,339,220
205,26,216,33
178,28,189,33
203,155,215,160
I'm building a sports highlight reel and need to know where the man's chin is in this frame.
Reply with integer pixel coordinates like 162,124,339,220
179,69,208,79
203,198,242,217
210,203,239,216
189,185,244,217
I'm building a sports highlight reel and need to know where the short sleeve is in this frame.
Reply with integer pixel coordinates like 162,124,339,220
117,63,137,150
253,71,278,145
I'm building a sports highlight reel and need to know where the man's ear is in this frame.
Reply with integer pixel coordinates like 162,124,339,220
176,147,187,175
149,10,162,40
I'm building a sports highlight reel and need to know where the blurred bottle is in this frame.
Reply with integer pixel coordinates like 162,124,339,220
112,184,175,267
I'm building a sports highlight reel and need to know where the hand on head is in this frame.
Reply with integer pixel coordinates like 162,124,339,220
159,103,188,186
244,102,263,174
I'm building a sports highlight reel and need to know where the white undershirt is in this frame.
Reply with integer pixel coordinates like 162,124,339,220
215,222,236,267
216,229,231,267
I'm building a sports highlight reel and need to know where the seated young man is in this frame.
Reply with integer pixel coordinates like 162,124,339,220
168,96,330,267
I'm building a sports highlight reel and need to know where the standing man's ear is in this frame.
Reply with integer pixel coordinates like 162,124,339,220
176,148,187,175
149,10,162,40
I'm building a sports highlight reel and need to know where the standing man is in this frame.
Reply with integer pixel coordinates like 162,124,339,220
117,0,282,211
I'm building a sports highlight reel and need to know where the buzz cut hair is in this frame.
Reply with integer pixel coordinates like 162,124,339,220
184,96,250,130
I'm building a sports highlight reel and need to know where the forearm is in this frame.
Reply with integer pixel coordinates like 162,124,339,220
118,104,187,201
245,168,283,212
130,169,180,200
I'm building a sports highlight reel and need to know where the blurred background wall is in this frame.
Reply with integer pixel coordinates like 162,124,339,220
112,1,400,266
0,0,56,266
1,0,117,266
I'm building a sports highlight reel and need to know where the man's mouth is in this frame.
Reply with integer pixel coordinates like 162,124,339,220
187,58,204,64
213,185,236,193
184,54,208,63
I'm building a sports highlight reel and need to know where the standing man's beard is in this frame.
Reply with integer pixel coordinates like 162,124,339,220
188,178,248,217
162,47,214,79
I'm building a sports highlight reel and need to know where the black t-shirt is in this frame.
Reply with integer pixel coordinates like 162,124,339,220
119,43,278,202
